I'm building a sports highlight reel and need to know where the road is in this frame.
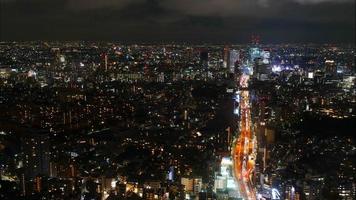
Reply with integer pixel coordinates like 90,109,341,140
232,75,257,200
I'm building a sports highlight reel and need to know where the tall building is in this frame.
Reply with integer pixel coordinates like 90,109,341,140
20,131,50,196
261,49,271,64
325,60,337,76
200,50,209,75
200,50,209,65
223,46,230,68
22,132,50,179
229,50,239,74
250,47,261,63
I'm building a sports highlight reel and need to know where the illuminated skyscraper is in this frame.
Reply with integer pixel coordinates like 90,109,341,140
229,50,239,73
223,46,230,68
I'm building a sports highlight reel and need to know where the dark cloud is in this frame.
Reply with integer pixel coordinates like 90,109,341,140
0,0,354,43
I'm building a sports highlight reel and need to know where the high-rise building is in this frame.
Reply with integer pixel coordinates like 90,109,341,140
223,46,230,68
325,60,337,76
20,131,50,196
200,50,209,75
261,49,271,64
22,132,50,179
229,50,239,74
250,47,261,63
200,50,208,65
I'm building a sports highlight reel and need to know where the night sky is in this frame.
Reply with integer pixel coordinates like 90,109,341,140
0,0,355,43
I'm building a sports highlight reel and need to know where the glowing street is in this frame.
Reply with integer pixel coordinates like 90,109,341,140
232,74,257,200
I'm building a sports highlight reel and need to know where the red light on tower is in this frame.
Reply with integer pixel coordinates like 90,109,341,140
251,34,260,45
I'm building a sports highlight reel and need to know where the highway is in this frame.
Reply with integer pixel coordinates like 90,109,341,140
232,74,257,200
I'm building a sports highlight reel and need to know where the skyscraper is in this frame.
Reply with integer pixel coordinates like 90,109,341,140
223,46,230,69
22,132,50,179
199,50,209,68
229,50,239,74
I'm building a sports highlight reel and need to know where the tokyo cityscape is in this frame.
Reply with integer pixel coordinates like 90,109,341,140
0,1,355,200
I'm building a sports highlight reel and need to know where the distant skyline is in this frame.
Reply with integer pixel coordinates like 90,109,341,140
0,0,355,43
